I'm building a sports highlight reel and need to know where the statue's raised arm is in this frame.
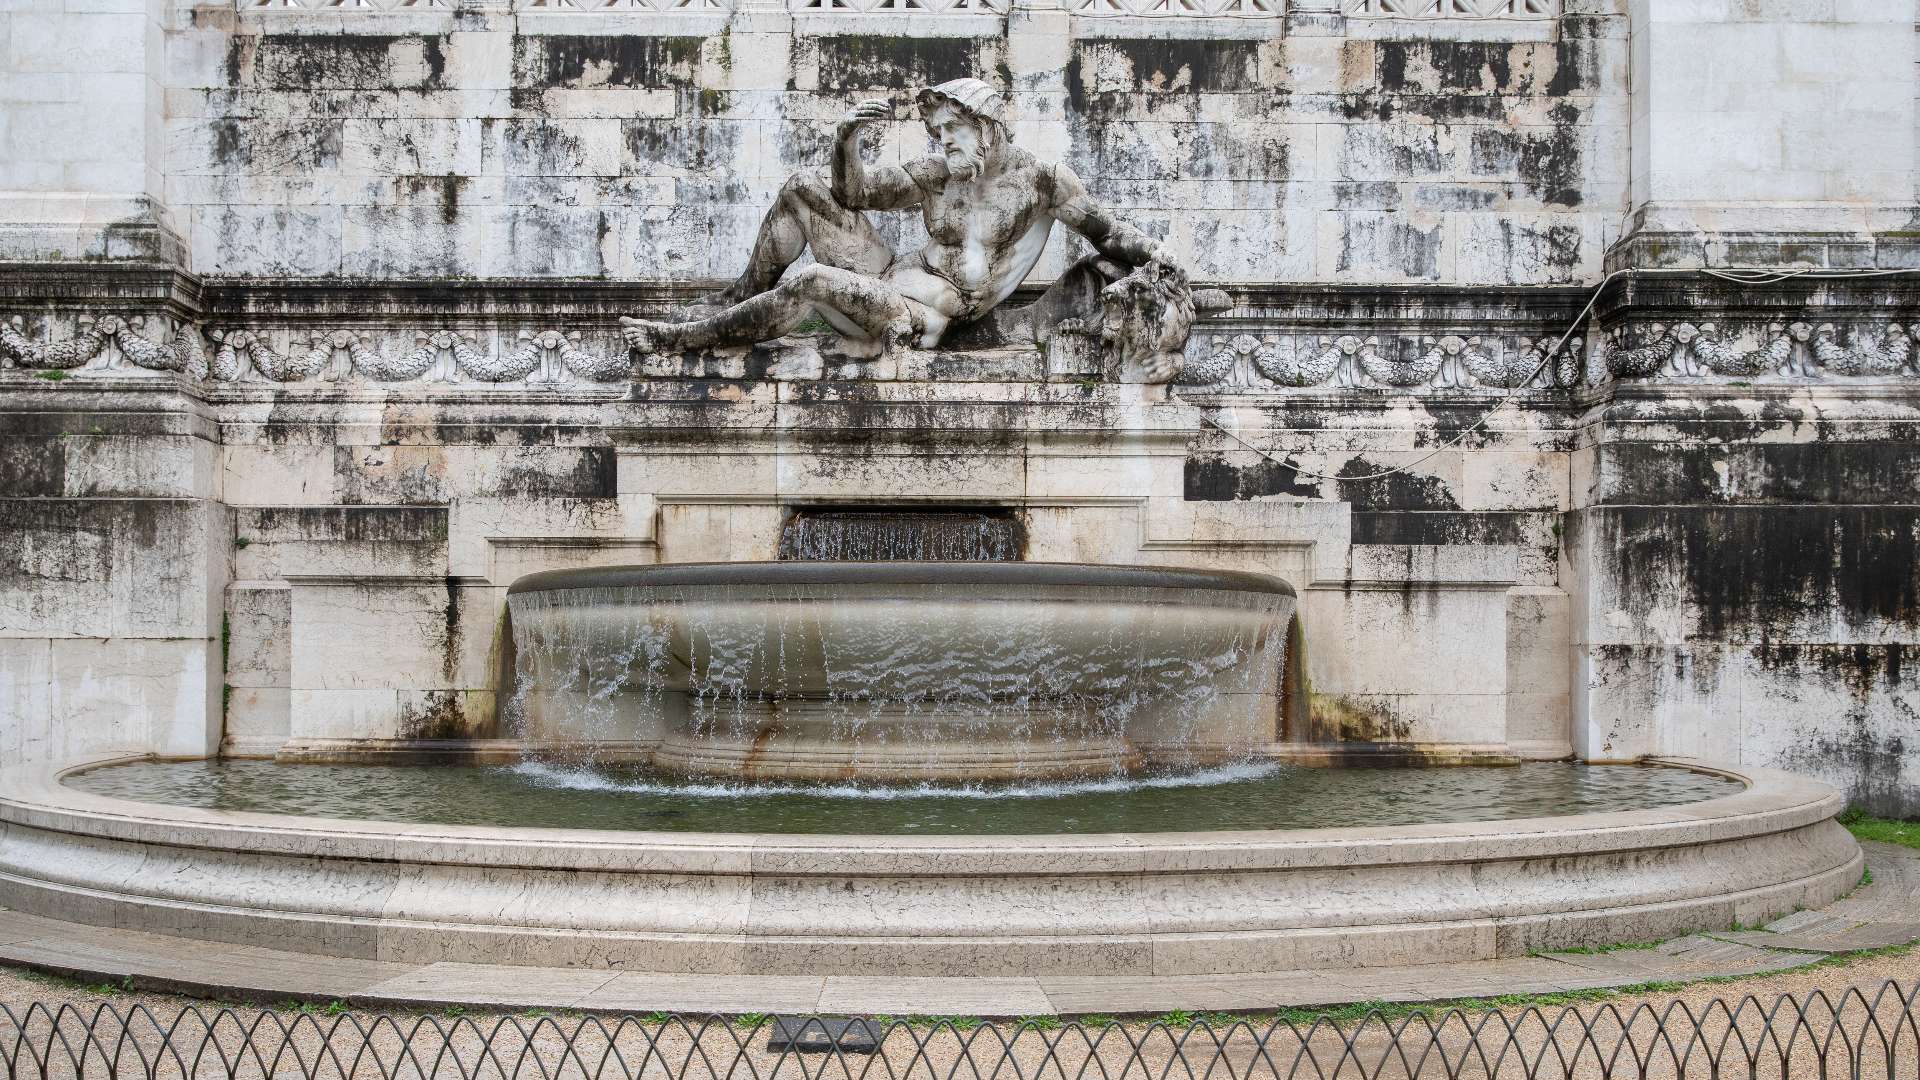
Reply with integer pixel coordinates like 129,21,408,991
831,100,929,212
1046,162,1170,273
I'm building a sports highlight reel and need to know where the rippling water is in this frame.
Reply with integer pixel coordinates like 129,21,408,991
65,759,1742,835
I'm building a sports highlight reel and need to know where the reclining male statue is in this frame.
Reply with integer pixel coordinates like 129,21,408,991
619,78,1202,382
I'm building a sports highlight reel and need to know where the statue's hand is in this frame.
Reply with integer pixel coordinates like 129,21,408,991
1141,350,1182,384
837,99,891,141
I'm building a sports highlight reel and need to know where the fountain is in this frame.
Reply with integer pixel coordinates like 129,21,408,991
2,514,1865,977
505,562,1296,782
0,70,1873,992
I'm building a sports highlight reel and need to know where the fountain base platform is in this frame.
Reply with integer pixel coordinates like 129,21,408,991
0,758,1864,978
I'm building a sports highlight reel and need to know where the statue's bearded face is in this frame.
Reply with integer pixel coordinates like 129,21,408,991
925,103,991,182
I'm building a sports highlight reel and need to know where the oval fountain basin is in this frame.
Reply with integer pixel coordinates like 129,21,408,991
505,562,1297,782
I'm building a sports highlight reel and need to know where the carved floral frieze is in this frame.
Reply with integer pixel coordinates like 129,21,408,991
1,315,207,377
8,311,1920,391
0,317,629,385
1597,321,1920,382
204,328,628,384
1177,331,1584,391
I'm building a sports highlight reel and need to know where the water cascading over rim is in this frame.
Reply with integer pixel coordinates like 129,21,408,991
778,506,1024,562
505,562,1296,782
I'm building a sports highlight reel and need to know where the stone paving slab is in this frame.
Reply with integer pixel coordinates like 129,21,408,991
0,932,409,1002
0,844,1911,1017
817,977,1054,1017
1713,926,1920,954
357,963,623,1009
580,974,827,1016
1037,974,1367,1014
0,910,82,948
177,947,414,1001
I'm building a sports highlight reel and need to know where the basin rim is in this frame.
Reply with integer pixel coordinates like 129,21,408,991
504,561,1298,598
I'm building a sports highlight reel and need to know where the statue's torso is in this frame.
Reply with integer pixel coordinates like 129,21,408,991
913,153,1056,317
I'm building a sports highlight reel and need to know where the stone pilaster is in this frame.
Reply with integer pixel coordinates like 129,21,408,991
1610,0,1920,270
0,0,184,264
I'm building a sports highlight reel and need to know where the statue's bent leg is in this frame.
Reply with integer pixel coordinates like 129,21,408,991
627,265,915,353
712,169,895,307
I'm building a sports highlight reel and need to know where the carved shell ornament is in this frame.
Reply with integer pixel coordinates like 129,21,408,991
1425,335,1494,389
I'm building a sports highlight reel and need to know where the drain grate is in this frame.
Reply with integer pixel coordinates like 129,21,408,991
765,1016,882,1053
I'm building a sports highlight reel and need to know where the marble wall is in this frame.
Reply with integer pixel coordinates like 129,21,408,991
2,0,1625,283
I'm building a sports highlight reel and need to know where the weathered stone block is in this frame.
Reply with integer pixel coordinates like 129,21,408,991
447,494,647,579
0,639,57,765
1506,585,1571,757
286,687,406,744
223,444,337,507
222,686,291,757
1583,504,1919,645
50,636,221,759
339,118,483,176
8,11,143,75
233,34,453,93
190,205,344,277
652,502,785,564
1736,642,1918,818
0,498,220,639
233,506,449,581
339,205,480,279
812,35,999,94
225,585,291,691
1302,586,1509,702
510,35,702,91
1321,210,1451,281
288,583,464,694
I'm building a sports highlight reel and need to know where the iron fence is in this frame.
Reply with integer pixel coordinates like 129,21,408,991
2,981,1916,1080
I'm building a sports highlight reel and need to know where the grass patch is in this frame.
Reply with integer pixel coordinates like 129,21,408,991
1840,808,1920,850
9,967,132,996
274,998,356,1017
34,369,67,381
913,1015,983,1031
1810,940,1914,970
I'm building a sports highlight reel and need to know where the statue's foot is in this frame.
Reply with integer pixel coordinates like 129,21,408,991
834,315,916,361
837,336,886,359
883,312,919,353
619,316,669,354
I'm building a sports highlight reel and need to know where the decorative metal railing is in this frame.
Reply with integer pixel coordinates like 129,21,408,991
3,981,1916,1080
